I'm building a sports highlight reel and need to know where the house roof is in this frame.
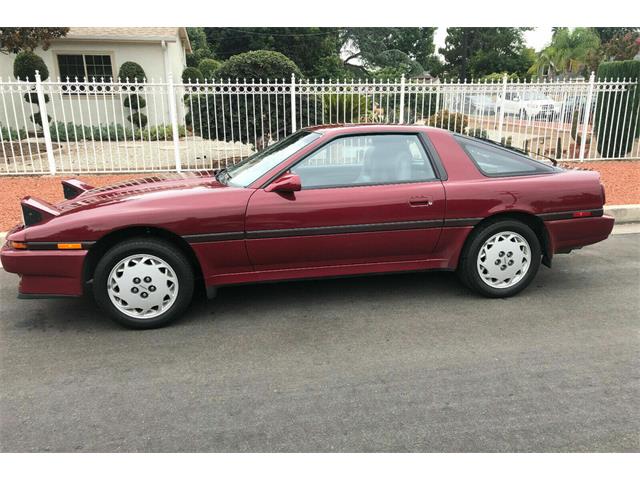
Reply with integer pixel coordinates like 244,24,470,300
60,27,191,52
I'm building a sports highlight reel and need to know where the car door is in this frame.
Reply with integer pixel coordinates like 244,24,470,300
244,133,446,271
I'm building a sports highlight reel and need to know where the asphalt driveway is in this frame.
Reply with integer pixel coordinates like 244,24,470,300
1,233,638,452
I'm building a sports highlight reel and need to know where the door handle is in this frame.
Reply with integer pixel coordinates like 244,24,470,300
409,196,433,207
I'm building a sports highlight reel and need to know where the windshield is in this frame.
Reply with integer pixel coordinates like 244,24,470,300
224,131,321,187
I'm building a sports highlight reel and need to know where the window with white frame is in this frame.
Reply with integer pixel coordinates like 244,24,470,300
57,53,114,93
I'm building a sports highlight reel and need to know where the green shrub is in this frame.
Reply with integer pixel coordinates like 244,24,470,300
123,95,146,110
469,128,488,139
14,52,50,129
595,60,640,157
118,62,147,129
49,122,186,142
127,112,148,129
322,93,372,123
216,50,302,79
23,92,49,104
190,51,305,146
0,124,27,140
198,59,222,79
427,110,468,134
182,67,204,83
118,61,146,82
140,124,186,141
13,51,49,80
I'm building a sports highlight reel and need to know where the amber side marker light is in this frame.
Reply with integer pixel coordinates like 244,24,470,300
57,243,82,250
9,241,28,249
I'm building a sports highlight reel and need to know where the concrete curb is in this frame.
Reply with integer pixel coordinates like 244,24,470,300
604,204,640,224
0,205,638,242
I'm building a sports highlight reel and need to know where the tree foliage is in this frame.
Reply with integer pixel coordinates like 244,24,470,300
204,28,342,78
602,32,640,61
340,28,439,78
0,27,68,54
186,27,215,68
593,27,640,44
529,28,601,77
439,28,533,79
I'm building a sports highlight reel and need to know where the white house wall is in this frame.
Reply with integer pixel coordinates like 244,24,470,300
0,40,187,132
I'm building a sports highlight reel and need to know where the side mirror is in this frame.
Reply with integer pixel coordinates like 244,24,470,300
265,173,302,193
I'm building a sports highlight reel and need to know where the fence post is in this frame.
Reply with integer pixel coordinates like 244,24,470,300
399,74,406,124
166,72,182,172
579,71,596,162
496,73,508,143
290,73,297,133
35,71,56,175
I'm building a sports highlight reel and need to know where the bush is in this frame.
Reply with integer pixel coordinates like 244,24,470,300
118,61,146,82
123,95,146,110
190,51,305,146
13,51,49,80
49,122,186,142
182,67,204,84
216,50,302,79
127,112,148,129
427,110,468,134
0,124,27,140
198,59,222,79
468,128,488,139
323,93,371,123
595,60,640,157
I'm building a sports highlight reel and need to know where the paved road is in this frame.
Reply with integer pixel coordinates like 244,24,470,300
1,234,639,452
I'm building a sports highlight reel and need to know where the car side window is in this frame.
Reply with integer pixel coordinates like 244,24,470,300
456,136,556,177
291,134,436,189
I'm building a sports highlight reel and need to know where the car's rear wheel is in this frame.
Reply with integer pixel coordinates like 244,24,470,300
93,238,194,329
458,219,541,298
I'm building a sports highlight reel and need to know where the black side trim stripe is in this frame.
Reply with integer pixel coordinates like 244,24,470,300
443,217,482,227
246,220,444,239
538,208,603,221
184,232,245,243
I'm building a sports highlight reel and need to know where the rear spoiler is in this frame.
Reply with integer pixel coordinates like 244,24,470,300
62,179,95,200
21,197,61,227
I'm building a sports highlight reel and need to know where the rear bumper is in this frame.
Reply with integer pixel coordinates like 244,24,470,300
545,215,615,254
0,246,87,297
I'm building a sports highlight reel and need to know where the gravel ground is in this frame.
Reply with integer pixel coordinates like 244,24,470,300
0,160,638,231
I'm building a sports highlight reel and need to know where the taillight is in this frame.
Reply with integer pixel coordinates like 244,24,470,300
600,183,606,205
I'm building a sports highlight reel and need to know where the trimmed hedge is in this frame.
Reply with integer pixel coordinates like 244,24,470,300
595,60,640,158
13,51,49,80
215,50,302,79
118,61,146,81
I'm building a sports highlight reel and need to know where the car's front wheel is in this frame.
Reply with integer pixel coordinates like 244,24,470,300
93,238,194,329
458,220,541,298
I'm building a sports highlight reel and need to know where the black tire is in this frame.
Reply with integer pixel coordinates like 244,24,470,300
93,237,194,329
457,219,541,298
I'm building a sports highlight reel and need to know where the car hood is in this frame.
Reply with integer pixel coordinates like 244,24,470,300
56,171,226,213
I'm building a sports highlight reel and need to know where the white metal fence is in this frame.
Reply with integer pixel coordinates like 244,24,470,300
0,72,639,175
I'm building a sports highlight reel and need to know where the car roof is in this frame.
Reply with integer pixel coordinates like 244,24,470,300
302,123,442,135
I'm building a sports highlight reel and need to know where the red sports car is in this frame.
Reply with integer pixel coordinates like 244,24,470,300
1,125,614,328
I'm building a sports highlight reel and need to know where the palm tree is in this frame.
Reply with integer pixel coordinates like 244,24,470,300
529,28,601,78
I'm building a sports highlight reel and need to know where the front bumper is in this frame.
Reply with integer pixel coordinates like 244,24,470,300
545,215,615,254
1,245,87,297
